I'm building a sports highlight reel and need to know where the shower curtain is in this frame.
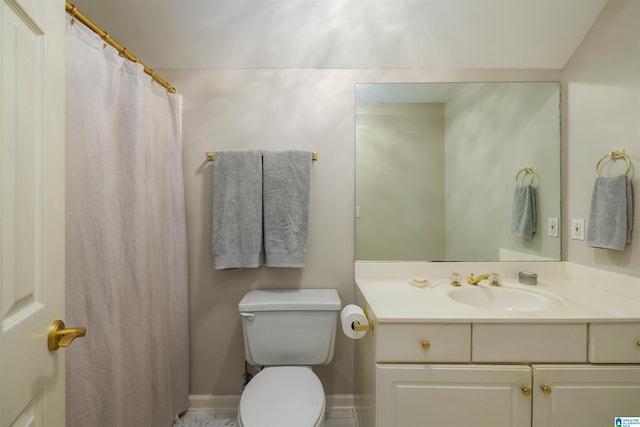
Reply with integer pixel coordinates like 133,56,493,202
65,15,188,426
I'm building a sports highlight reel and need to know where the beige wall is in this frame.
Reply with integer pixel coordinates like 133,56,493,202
161,68,560,395
164,0,640,396
562,0,640,277
161,2,640,395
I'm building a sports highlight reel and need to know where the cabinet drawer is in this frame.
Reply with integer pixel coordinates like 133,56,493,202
473,323,587,362
376,323,471,362
589,322,640,363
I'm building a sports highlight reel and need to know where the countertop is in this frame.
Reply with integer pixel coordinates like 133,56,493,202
356,276,640,323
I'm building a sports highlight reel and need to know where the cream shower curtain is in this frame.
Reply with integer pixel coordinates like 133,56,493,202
65,16,188,426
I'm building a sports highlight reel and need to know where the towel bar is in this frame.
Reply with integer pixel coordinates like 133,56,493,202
206,151,318,162
595,149,632,177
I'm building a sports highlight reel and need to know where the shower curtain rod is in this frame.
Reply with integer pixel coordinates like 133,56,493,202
65,2,176,94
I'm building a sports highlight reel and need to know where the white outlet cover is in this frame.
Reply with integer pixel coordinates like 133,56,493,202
571,218,585,240
548,218,559,237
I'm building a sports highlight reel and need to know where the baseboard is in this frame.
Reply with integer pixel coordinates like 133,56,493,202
186,394,355,416
187,395,240,415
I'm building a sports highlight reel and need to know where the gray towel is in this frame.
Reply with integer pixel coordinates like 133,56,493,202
263,150,312,267
586,175,634,250
212,150,264,269
511,184,537,239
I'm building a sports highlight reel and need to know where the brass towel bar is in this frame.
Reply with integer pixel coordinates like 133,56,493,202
595,148,632,177
206,151,319,162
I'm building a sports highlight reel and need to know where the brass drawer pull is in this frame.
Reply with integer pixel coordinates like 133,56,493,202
521,386,532,397
636,340,640,346
421,340,431,350
540,385,552,395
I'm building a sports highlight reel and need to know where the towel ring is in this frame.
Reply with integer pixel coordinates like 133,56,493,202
515,167,534,185
595,149,632,177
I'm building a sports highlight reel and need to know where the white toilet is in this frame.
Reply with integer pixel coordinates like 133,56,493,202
237,289,341,427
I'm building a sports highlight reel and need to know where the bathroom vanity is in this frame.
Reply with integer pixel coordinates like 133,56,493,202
354,262,640,427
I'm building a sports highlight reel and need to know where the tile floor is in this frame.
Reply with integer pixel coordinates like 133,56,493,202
174,410,356,427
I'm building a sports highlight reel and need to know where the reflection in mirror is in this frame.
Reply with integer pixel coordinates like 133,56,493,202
355,82,561,262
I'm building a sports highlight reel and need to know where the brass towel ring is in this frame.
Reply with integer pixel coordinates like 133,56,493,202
595,149,632,177
515,166,534,185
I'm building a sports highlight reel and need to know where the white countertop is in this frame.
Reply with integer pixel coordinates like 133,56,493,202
356,272,640,323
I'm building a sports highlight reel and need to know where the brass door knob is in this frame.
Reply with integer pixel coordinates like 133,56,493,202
421,340,431,350
540,384,552,395
521,386,532,397
48,320,87,351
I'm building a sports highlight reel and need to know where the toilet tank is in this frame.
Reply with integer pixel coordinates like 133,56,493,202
238,289,341,366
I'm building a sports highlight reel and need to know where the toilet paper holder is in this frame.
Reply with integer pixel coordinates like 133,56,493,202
352,307,375,333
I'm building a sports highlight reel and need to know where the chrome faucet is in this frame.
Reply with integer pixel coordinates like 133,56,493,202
467,273,490,285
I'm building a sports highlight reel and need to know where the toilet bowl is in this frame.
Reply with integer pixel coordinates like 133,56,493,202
237,366,325,427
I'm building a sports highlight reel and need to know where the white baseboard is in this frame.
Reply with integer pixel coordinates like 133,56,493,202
186,394,355,416
187,395,240,415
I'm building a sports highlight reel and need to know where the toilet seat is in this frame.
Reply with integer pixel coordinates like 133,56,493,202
238,366,325,427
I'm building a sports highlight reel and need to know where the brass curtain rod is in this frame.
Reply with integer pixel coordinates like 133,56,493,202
206,152,319,162
65,2,176,94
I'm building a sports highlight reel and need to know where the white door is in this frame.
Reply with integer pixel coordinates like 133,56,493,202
0,0,69,426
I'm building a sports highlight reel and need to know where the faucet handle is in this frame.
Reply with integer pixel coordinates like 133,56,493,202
490,273,501,287
449,272,462,287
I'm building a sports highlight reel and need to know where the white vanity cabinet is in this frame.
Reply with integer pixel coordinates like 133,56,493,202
373,362,640,427
358,322,640,427
354,288,640,427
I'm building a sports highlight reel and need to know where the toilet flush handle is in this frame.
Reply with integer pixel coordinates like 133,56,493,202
240,312,255,320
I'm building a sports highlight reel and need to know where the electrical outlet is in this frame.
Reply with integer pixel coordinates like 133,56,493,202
571,218,585,240
548,218,559,237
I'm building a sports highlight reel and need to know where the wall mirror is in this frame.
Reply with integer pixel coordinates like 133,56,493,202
355,82,561,262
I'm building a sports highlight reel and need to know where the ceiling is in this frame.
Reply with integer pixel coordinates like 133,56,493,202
71,0,608,70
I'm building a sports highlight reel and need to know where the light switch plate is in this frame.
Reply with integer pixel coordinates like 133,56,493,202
571,218,585,240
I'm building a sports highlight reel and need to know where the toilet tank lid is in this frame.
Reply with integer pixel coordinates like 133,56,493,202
239,289,341,312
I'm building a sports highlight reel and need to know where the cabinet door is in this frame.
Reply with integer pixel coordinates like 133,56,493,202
377,364,532,427
532,365,640,427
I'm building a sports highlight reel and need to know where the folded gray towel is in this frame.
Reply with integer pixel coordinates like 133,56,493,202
511,184,537,239
212,150,264,269
587,175,634,250
263,150,312,267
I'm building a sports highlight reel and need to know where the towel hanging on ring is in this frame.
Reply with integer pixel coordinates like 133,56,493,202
511,166,536,239
587,150,634,250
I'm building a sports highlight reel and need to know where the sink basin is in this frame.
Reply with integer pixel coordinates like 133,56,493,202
438,284,564,312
